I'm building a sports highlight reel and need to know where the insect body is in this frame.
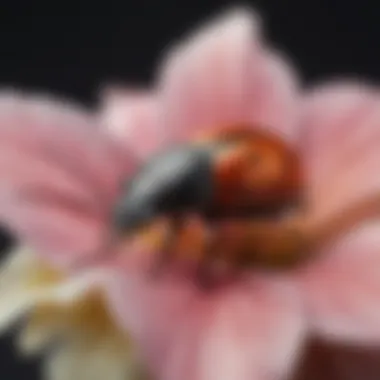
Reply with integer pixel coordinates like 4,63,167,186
112,126,303,283
112,144,214,233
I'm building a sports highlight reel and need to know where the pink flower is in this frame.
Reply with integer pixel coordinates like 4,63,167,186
1,7,380,380
101,9,380,380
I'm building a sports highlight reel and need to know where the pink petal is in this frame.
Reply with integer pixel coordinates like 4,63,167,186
0,91,134,268
299,82,380,219
157,8,299,143
0,199,107,269
295,82,380,343
106,272,305,380
296,223,380,344
100,87,164,160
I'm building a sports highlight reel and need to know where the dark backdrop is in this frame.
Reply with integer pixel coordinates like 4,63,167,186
0,0,379,379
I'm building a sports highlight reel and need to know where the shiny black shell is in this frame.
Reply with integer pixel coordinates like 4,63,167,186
112,145,214,232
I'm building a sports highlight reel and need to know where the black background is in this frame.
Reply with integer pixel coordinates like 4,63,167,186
0,0,380,379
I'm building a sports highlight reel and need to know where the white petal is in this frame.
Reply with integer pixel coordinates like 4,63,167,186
17,317,62,356
0,246,41,288
44,339,146,380
0,247,108,333
0,247,47,332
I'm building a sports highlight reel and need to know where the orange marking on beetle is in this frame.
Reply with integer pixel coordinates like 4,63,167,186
196,125,303,214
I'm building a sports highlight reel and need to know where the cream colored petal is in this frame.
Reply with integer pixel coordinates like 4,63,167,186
17,288,149,380
0,266,106,333
0,245,109,333
0,246,57,289
25,296,149,380
17,309,64,355
18,290,124,354
0,246,58,332
44,338,147,380
0,247,148,379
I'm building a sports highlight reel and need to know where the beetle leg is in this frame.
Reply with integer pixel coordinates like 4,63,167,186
220,218,307,268
149,216,184,278
194,217,308,287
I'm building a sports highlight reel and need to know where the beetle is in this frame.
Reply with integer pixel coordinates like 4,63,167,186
111,126,303,284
